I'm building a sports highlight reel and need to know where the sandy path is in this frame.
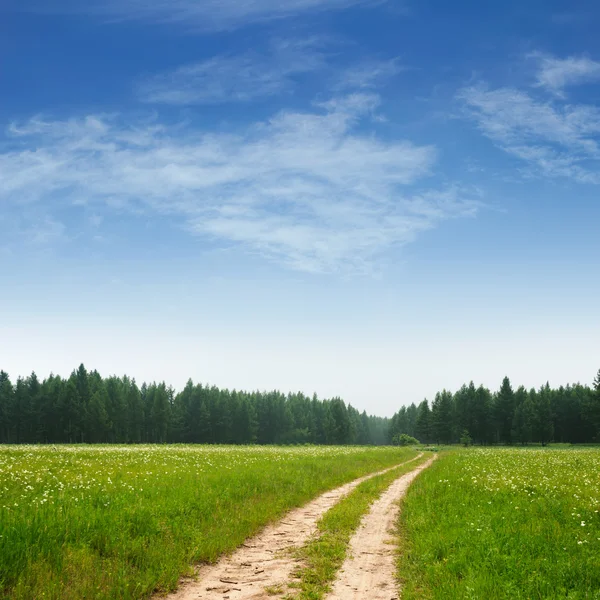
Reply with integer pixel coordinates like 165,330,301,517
326,455,436,600
162,454,423,600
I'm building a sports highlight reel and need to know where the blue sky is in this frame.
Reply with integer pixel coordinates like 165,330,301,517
1,0,599,415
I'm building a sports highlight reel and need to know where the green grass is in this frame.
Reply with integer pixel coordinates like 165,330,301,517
0,444,417,600
288,451,431,600
397,448,600,599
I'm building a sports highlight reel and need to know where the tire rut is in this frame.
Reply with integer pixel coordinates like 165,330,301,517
325,455,436,600
160,454,423,600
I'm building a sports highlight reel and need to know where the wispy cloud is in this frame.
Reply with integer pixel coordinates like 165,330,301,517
530,52,600,96
137,38,328,105
22,0,389,31
1,95,479,273
333,58,404,91
458,84,600,183
0,211,66,254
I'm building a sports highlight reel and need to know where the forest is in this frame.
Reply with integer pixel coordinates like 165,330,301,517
0,366,389,445
389,371,600,445
0,366,598,446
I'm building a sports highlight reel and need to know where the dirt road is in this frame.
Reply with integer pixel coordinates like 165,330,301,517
162,454,423,600
325,455,436,600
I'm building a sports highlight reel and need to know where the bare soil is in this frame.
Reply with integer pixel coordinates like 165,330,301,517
325,455,436,600
161,454,423,600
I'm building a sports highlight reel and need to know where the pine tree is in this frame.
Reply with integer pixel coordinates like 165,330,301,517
432,390,453,444
88,388,109,442
59,379,80,443
535,384,554,446
415,400,431,444
0,371,13,443
495,376,515,444
406,403,418,438
151,383,170,443
197,399,212,443
75,364,90,442
126,380,144,443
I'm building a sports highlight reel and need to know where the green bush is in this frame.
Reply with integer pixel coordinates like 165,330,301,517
393,433,420,446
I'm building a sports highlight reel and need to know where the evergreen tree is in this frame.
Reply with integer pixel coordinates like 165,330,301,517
535,384,554,446
0,371,13,443
512,390,535,445
59,379,80,443
197,399,212,443
431,390,453,444
126,379,144,443
406,403,418,438
233,396,258,444
495,376,515,444
88,387,109,442
75,364,90,442
473,385,493,444
151,383,170,443
415,400,431,444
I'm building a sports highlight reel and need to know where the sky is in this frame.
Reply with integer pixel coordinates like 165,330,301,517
1,0,599,416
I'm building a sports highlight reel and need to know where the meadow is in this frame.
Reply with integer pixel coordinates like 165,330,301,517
397,447,600,599
0,444,415,599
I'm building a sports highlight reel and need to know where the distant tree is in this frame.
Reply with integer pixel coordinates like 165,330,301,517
75,364,90,442
197,398,212,443
88,387,109,443
406,403,418,438
432,390,454,444
59,379,80,443
459,429,473,447
0,371,13,443
473,385,493,445
126,379,144,443
105,377,127,442
535,383,554,446
357,410,370,445
233,394,258,444
495,376,515,444
151,383,170,443
454,385,471,441
25,372,41,443
415,400,431,444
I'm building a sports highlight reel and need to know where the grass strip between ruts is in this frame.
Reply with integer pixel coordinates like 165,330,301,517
286,452,432,600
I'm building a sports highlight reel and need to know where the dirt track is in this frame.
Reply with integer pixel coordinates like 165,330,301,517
325,455,436,600
162,454,423,600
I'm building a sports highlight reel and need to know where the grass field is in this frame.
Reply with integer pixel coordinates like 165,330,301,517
397,447,600,599
0,444,415,600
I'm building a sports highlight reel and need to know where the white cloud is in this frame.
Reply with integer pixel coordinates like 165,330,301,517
531,52,600,96
1,94,479,273
137,38,328,105
458,84,600,183
333,58,404,91
25,0,389,31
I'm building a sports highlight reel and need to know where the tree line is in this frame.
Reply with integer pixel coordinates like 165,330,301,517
388,370,600,446
0,365,389,445
2,365,598,446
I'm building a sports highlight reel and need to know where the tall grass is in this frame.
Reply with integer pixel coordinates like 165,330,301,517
0,444,414,599
397,448,600,599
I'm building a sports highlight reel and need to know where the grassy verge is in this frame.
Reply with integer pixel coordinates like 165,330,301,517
0,445,417,600
288,451,431,600
396,448,600,599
